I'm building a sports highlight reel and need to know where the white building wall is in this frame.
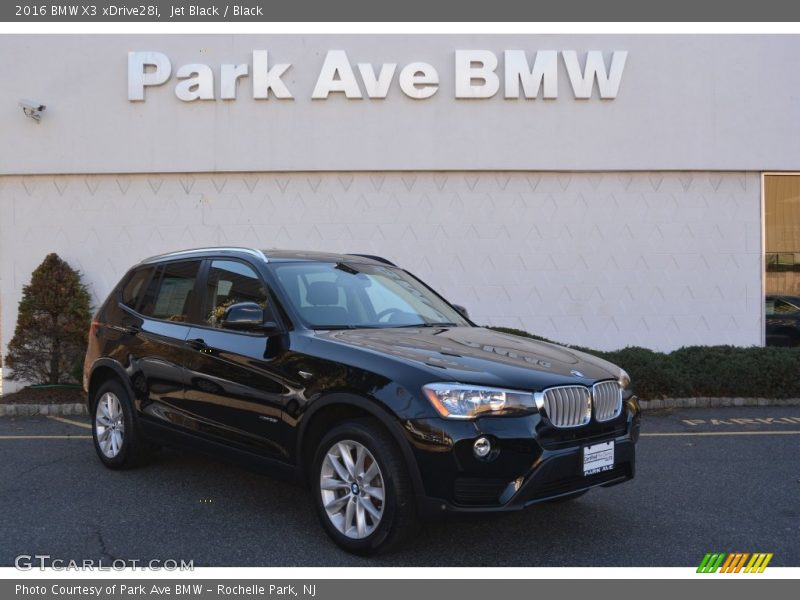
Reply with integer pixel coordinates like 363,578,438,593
0,170,762,391
2,35,800,174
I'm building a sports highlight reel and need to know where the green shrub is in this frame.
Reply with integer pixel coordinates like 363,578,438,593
4,253,92,385
599,346,688,400
489,327,800,400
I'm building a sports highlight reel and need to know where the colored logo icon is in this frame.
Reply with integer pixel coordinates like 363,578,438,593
697,552,773,573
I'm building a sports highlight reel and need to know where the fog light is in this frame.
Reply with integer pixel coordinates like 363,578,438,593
473,437,492,458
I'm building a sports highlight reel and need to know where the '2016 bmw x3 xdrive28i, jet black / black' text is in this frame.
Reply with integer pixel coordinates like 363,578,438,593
84,247,640,554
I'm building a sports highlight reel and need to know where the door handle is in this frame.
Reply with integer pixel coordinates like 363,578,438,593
121,324,141,335
187,338,207,350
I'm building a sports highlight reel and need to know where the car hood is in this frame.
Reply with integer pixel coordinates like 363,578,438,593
315,326,621,390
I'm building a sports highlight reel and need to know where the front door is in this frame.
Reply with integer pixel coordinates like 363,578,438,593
183,258,297,460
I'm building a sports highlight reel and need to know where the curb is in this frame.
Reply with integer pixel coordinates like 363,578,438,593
0,403,88,417
639,397,800,411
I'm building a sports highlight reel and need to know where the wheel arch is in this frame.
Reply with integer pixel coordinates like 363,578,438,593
296,392,425,498
87,359,135,411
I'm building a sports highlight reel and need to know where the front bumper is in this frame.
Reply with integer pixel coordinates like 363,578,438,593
406,396,640,515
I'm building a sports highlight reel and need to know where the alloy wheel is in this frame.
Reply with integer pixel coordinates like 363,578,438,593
95,392,125,458
319,440,385,539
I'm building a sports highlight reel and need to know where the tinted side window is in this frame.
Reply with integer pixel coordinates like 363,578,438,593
204,260,269,327
140,261,201,323
120,267,154,311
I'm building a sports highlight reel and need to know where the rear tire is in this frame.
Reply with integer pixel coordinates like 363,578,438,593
91,379,151,469
311,419,419,555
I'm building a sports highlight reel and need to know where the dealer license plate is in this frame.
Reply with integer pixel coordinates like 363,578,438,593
583,440,614,476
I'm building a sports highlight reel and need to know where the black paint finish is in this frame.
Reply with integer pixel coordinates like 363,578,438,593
84,248,639,514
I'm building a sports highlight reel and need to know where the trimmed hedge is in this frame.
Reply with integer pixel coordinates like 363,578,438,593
489,327,800,400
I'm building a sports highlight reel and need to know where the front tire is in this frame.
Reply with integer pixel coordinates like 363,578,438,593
91,379,150,469
311,420,418,555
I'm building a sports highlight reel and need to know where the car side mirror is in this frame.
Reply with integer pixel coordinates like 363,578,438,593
453,304,470,319
220,302,279,333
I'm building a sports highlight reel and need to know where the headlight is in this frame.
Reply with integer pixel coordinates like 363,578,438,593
422,383,537,419
618,368,631,390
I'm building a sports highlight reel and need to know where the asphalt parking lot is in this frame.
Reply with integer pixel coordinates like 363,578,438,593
1,406,798,567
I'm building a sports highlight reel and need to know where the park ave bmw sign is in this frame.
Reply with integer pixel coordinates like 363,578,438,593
127,50,628,102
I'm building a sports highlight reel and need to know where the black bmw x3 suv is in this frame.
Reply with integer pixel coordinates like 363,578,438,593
84,247,640,554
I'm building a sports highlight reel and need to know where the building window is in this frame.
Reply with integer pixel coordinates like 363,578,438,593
764,174,800,346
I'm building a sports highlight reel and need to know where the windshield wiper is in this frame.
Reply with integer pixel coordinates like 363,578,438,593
395,322,460,328
311,324,382,330
313,322,459,330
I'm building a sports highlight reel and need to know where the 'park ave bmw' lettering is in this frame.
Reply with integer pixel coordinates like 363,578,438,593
128,49,627,102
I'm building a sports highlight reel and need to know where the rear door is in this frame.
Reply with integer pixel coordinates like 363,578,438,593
182,258,297,460
123,259,204,429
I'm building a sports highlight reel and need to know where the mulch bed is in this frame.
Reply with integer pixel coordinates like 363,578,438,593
1,386,87,404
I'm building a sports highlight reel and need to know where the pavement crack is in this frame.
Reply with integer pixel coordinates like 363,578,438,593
94,528,117,562
15,452,74,478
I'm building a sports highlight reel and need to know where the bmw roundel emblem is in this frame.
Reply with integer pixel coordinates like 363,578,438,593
570,369,585,378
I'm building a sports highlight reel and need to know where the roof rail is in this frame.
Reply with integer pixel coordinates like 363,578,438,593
140,247,268,264
346,254,397,266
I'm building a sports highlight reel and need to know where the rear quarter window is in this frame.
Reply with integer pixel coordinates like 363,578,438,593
119,267,155,311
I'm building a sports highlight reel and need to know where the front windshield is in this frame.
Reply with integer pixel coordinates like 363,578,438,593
269,261,470,329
